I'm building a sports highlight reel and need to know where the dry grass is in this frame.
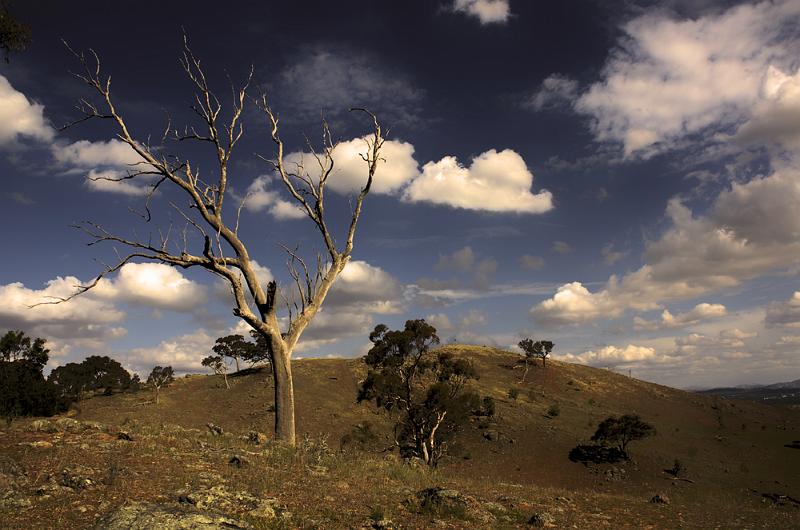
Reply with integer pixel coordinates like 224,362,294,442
1,345,798,528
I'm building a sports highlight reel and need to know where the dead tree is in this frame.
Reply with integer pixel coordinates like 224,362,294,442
51,39,384,446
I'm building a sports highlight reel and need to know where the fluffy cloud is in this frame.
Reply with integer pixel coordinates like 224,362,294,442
633,303,727,331
243,175,305,219
526,74,579,111
91,263,207,313
734,65,800,156
765,291,800,328
674,328,757,354
404,149,553,213
284,137,419,195
124,329,216,374
0,275,126,360
84,169,150,196
52,139,140,167
561,344,659,368
531,282,620,326
534,168,800,326
0,75,54,145
575,0,800,157
325,260,404,314
452,0,510,25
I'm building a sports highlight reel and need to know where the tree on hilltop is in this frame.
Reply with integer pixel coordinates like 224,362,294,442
357,320,482,466
202,354,229,389
147,366,175,405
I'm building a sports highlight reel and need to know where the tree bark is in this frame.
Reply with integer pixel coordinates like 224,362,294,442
271,340,296,445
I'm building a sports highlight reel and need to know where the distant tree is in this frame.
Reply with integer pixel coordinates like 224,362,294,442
517,338,554,377
0,1,30,62
0,330,64,424
202,354,229,389
247,329,273,368
212,334,249,373
0,360,63,425
591,414,655,455
147,366,175,404
1,330,49,370
49,355,133,398
357,319,481,466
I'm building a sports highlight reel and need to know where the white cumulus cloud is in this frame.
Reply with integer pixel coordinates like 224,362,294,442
452,0,510,24
0,75,54,145
575,0,800,157
403,149,553,213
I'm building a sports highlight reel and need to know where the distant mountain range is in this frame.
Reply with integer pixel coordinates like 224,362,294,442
698,378,800,405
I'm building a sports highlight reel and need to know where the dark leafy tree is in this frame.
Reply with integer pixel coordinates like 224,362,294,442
202,355,229,389
147,366,174,404
357,320,481,466
247,329,273,367
0,360,64,424
591,414,655,455
0,331,64,424
212,334,248,373
517,338,554,378
1,330,49,370
0,1,30,62
49,355,133,398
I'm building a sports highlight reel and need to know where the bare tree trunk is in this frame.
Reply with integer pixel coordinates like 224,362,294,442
271,341,296,445
223,371,229,389
155,387,160,405
233,356,240,373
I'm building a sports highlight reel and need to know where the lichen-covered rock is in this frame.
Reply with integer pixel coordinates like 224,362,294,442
95,502,248,529
528,511,555,527
178,485,287,520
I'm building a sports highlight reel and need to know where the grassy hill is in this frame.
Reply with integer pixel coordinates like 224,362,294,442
1,345,799,528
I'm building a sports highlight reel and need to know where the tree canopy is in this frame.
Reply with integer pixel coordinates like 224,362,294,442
49,355,133,398
357,319,481,466
591,414,655,454
1,329,49,370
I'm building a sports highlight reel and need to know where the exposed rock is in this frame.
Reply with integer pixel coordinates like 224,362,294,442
58,465,97,490
650,494,670,505
483,430,499,442
247,431,268,445
25,440,53,449
178,485,287,520
117,431,134,441
95,501,248,529
206,423,223,437
228,455,249,468
528,511,555,527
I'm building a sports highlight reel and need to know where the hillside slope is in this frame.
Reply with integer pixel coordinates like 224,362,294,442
1,345,799,528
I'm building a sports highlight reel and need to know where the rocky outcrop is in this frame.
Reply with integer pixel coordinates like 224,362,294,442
95,502,248,529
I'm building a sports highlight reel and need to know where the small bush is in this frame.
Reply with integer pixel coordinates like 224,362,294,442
508,388,519,401
546,404,560,417
668,459,686,477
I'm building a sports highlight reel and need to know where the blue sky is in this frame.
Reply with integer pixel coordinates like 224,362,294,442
1,0,799,388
